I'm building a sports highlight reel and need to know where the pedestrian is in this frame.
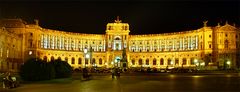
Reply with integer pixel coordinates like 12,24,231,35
111,68,115,79
83,68,88,79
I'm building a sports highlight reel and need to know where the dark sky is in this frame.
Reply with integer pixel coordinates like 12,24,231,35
0,0,239,34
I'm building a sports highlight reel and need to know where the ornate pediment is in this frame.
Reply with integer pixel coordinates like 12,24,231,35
219,23,236,31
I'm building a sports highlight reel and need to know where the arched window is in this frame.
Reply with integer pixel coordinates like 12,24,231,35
71,57,75,64
146,58,149,65
43,56,48,61
58,57,61,60
153,58,157,65
168,58,171,65
132,59,135,65
182,58,187,65
99,58,102,65
65,57,68,62
78,58,82,65
139,59,142,65
51,56,54,61
175,58,179,65
160,58,164,65
92,58,96,64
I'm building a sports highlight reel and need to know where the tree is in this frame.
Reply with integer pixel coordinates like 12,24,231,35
204,54,212,66
49,59,73,78
19,58,55,81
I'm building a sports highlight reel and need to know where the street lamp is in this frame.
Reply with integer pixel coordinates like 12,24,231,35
194,59,198,65
85,54,90,59
226,61,231,69
194,59,200,70
170,61,174,65
84,48,89,68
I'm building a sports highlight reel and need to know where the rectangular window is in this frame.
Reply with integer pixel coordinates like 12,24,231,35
44,35,48,49
41,34,44,48
0,48,2,57
6,49,9,58
12,63,14,69
51,36,55,49
175,58,179,65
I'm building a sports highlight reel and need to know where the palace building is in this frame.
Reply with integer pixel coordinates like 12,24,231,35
0,18,239,72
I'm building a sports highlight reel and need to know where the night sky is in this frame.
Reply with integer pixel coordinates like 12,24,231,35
0,0,239,34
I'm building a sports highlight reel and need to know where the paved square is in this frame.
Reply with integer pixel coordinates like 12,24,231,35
1,73,240,92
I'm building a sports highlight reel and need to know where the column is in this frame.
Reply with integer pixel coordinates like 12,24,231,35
196,35,198,49
165,39,167,50
159,40,161,51
172,38,174,50
182,37,184,50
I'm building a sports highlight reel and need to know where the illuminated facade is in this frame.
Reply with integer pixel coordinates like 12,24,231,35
0,18,239,72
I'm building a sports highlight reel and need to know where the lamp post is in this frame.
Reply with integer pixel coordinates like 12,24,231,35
226,60,231,69
84,48,88,68
194,59,199,70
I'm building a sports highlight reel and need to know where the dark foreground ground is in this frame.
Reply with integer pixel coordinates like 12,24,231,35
1,73,240,92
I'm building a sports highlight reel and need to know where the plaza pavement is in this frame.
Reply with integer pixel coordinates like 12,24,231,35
0,73,240,92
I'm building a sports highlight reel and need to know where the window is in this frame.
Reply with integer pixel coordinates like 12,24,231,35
153,58,156,65
132,59,135,65
78,58,82,64
57,57,61,60
225,34,228,37
30,33,33,36
182,58,187,65
43,56,48,61
51,56,54,61
175,58,179,65
146,59,149,65
209,35,211,38
190,58,195,65
65,57,68,62
209,44,211,48
71,57,75,64
6,49,9,57
99,58,102,65
0,48,2,57
139,59,142,65
160,58,164,65
224,40,229,49
85,59,88,64
167,58,171,65
12,63,14,69
92,58,96,65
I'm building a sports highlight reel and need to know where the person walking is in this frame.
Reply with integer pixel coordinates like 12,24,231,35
111,68,115,79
